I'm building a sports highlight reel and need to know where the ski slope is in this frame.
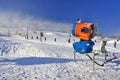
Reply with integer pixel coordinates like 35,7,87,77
0,31,120,80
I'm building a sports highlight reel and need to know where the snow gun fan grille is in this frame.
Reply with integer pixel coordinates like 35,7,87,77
72,23,94,41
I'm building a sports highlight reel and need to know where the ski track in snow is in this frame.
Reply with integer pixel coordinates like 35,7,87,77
0,33,120,80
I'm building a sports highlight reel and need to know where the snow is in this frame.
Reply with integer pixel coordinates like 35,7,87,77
0,30,120,80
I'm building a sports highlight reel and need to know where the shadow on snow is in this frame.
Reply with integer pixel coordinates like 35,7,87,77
0,57,73,65
112,59,120,65
112,59,120,70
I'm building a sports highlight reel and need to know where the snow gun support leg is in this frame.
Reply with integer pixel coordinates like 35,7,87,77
93,53,95,71
73,51,76,62
86,52,117,68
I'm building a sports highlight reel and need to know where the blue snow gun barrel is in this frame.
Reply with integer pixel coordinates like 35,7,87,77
73,41,94,53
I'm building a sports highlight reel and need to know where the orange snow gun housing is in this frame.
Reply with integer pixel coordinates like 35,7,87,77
72,23,94,41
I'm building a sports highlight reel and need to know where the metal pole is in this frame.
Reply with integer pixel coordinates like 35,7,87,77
40,32,42,42
26,26,28,39
93,54,95,71
74,51,76,62
8,26,10,37
105,52,107,61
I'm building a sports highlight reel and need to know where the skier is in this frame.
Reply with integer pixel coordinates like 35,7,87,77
54,38,56,42
36,36,38,39
68,38,70,43
31,36,33,39
114,41,117,48
117,38,120,42
44,37,46,41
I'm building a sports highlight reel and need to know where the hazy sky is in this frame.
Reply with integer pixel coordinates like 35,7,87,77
0,0,120,35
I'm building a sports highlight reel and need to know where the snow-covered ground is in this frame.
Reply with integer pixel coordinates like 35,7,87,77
0,31,120,80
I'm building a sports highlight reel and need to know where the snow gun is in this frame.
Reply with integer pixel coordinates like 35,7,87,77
71,19,95,53
71,19,117,69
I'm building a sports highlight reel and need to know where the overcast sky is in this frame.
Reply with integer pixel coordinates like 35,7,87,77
0,0,120,35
